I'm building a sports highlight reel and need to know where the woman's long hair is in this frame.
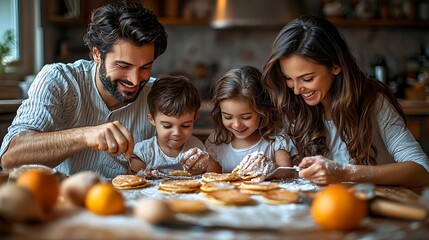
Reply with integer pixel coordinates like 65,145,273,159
261,15,405,165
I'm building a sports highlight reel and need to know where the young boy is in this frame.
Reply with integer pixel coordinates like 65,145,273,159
127,75,221,175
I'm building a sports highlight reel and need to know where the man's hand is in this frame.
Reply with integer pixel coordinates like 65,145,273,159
84,121,134,159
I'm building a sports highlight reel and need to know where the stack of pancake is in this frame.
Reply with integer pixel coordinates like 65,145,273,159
239,181,280,195
158,179,201,194
111,175,149,190
261,189,300,204
203,189,255,206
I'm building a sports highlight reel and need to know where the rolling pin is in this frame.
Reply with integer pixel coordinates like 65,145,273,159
354,183,428,221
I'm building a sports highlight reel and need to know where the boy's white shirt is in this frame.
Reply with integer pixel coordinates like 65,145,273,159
132,135,206,171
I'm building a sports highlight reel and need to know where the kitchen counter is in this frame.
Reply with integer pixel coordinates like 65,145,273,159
0,99,23,114
0,99,23,142
399,100,429,155
2,177,429,240
399,100,429,116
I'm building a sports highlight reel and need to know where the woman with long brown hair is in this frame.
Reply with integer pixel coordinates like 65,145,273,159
262,15,429,188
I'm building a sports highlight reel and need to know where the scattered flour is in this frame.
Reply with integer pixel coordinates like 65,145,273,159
28,177,426,240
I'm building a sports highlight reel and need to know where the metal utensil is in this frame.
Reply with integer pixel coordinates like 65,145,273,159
263,166,302,179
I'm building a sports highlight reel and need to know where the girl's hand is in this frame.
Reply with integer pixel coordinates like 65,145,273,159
180,148,210,175
298,155,348,185
233,151,276,181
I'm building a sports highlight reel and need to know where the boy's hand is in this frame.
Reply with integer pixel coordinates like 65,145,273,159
180,147,210,175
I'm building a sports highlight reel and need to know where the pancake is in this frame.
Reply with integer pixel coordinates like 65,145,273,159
240,181,279,191
261,189,300,204
201,172,241,182
9,164,58,181
158,186,200,194
158,179,201,194
169,170,192,176
200,181,235,192
168,199,209,213
203,189,255,206
111,175,148,189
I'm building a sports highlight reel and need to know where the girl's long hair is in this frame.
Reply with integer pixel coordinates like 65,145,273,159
210,66,278,144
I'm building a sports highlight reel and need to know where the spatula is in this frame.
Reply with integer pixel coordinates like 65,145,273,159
263,166,303,179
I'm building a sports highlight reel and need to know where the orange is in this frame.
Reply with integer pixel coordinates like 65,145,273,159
311,184,368,231
85,183,125,215
16,169,60,212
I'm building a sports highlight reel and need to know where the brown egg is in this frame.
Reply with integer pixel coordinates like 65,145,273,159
0,183,44,222
133,198,174,224
60,171,101,206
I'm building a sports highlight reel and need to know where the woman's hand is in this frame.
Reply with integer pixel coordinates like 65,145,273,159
180,148,210,175
298,155,348,185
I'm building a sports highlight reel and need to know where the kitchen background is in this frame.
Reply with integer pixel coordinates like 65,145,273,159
1,0,429,153
38,0,429,101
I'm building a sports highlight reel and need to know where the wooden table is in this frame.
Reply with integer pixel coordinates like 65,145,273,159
2,178,429,240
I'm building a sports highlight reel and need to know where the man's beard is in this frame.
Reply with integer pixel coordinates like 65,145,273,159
98,59,145,104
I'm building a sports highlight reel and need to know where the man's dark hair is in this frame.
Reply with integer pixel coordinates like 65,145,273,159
83,1,167,59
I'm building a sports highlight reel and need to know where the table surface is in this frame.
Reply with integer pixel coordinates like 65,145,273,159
2,177,429,240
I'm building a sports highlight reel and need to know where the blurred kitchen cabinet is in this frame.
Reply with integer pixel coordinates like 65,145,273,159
401,101,429,155
327,17,429,28
142,0,212,25
46,0,85,24
42,0,112,63
44,0,112,25
407,117,429,155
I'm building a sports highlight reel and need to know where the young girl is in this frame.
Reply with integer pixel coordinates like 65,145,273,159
261,15,429,188
205,66,296,178
127,75,221,175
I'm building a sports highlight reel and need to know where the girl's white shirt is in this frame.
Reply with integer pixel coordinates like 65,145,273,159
205,135,297,173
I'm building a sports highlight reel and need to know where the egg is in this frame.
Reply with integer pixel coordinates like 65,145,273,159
0,183,44,222
133,198,174,224
60,171,101,206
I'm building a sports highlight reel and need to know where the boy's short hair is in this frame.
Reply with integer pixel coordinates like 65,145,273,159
148,75,201,117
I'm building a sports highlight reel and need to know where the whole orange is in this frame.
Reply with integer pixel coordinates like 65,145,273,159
311,184,368,231
85,183,125,215
16,169,60,212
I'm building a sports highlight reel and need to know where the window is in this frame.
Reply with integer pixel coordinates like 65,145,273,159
0,0,19,62
0,0,40,81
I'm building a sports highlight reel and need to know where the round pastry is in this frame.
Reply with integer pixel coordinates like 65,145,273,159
111,175,148,190
8,164,57,182
200,181,235,192
240,181,279,191
203,189,255,206
261,189,300,204
201,172,240,182
168,199,209,213
169,170,192,176
158,179,201,194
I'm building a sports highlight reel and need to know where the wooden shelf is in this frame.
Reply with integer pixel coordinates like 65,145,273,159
160,16,429,28
47,15,85,25
159,17,209,25
326,17,429,28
